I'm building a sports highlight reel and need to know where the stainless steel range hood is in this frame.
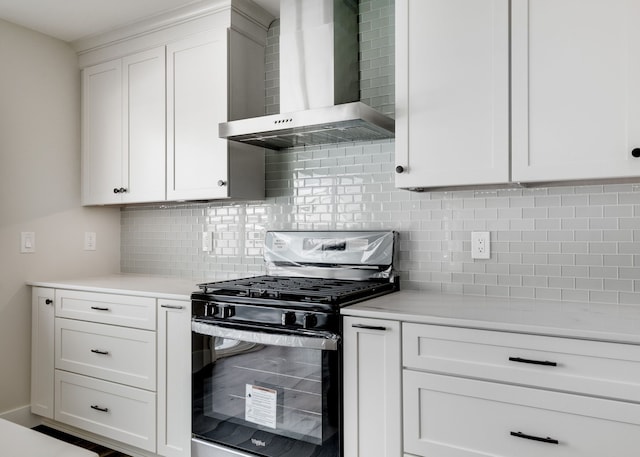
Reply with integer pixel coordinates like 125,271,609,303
219,0,395,150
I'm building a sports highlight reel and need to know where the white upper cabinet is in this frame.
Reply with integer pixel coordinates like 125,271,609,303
397,0,640,190
122,47,167,203
83,47,167,205
79,1,271,205
82,59,123,205
395,0,510,189
511,0,640,182
167,31,228,201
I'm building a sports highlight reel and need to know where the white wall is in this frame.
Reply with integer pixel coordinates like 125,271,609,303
0,19,120,416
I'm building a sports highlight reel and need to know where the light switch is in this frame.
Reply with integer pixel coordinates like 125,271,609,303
21,232,35,253
84,232,97,251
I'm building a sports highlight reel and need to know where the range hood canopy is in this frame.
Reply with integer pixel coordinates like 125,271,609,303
219,0,395,150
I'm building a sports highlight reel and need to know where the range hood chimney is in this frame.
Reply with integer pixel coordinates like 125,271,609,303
219,0,395,150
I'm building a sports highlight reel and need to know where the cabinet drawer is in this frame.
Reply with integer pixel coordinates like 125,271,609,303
55,290,156,330
55,370,156,452
404,370,640,457
55,318,156,390
403,323,640,402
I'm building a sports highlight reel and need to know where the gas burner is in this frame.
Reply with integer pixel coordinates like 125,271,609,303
197,275,397,308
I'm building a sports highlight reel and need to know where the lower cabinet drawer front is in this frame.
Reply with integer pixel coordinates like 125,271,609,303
55,371,156,452
55,318,156,390
56,290,156,330
403,370,640,457
403,323,640,402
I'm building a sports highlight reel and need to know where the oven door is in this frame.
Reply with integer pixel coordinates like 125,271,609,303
191,320,341,457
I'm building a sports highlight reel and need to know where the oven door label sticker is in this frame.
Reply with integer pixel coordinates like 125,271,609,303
245,384,277,429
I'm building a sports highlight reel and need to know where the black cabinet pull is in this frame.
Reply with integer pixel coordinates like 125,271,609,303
632,148,640,158
510,431,559,445
90,349,109,355
90,306,110,311
509,356,557,367
45,299,53,305
113,188,120,193
352,324,387,331
161,304,184,310
395,165,405,174
90,405,109,413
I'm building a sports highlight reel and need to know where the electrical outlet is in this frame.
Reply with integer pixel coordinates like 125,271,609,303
471,231,490,259
21,232,35,253
84,232,97,251
202,232,214,252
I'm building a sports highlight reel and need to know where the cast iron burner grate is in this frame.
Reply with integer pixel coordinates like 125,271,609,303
197,275,395,306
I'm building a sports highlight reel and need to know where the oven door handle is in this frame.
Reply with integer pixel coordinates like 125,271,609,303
191,321,340,351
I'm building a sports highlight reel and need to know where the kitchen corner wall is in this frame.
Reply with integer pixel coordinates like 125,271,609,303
122,0,640,306
0,19,120,417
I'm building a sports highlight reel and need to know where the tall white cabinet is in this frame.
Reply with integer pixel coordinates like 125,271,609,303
79,0,272,205
511,0,640,182
395,0,510,189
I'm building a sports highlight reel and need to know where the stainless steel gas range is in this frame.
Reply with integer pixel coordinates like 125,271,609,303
191,231,398,457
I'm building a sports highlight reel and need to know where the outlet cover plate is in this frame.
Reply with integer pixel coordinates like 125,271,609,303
471,231,490,260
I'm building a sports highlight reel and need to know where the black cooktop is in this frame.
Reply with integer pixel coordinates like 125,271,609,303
196,275,397,307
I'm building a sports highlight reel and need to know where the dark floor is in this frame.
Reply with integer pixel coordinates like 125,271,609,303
32,425,132,457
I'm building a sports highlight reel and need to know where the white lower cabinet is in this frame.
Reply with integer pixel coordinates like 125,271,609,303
343,312,640,457
401,322,640,457
31,288,192,457
343,317,402,457
157,299,191,457
31,287,55,419
55,370,156,451
404,371,640,456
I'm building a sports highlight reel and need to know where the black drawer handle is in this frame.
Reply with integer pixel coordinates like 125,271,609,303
509,357,557,367
161,304,184,310
90,405,109,413
511,431,559,445
45,299,53,305
352,324,387,331
90,349,109,355
90,306,110,311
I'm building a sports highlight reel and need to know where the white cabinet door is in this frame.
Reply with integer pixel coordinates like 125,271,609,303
157,300,191,457
395,0,509,189
343,317,401,457
31,287,55,418
512,0,640,182
82,59,123,205
55,370,156,452
82,47,166,205
167,31,230,201
121,47,166,204
404,371,640,457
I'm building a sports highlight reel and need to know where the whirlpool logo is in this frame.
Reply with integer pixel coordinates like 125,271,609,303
251,438,267,447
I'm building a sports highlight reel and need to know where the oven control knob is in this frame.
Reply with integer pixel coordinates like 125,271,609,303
221,305,235,319
205,303,218,317
281,311,297,326
302,313,318,329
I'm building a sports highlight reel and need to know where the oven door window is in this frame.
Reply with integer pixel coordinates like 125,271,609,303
192,331,340,457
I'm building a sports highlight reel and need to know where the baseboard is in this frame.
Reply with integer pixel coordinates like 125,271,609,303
0,406,42,428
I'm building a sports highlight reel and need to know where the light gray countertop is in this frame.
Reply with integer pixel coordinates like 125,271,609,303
342,290,640,345
28,274,201,301
28,275,640,344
